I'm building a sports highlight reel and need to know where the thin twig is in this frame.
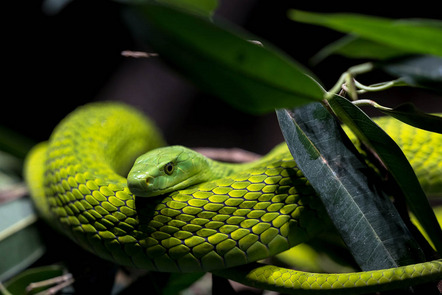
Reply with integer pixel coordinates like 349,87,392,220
193,147,262,163
121,50,159,58
325,62,375,99
0,183,28,204
352,99,393,112
28,273,74,295
248,40,263,47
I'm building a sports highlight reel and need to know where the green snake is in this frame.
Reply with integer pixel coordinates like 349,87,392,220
24,102,442,294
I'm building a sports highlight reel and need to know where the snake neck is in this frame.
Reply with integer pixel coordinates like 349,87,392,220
206,143,291,178
205,159,244,178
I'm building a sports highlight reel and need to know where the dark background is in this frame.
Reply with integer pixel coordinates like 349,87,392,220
3,0,442,155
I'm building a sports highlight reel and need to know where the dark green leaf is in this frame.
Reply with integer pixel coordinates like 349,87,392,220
377,55,442,92
311,35,412,64
0,126,34,159
378,103,442,134
328,95,442,253
2,265,64,295
276,102,424,271
157,0,218,17
125,3,324,114
162,272,206,295
288,10,442,57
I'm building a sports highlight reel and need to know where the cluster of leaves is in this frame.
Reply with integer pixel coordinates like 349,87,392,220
2,1,442,294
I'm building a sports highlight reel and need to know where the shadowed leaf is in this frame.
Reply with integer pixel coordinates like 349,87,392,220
328,95,442,252
276,102,424,271
378,103,442,134
125,3,324,114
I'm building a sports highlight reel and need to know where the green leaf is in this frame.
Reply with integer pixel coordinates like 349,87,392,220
125,3,324,114
288,10,442,57
162,272,206,295
0,126,34,159
377,103,442,134
377,55,442,93
328,95,442,253
276,102,425,271
311,35,412,64
117,270,205,295
157,0,218,17
2,265,64,295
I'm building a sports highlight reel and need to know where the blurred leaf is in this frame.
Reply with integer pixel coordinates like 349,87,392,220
0,126,34,160
377,55,442,92
328,95,442,253
0,196,36,237
411,206,442,249
41,0,73,15
378,103,442,134
157,0,218,16
117,270,207,295
125,3,324,114
311,35,412,64
289,10,442,57
0,197,43,282
0,151,22,188
162,272,205,295
274,235,356,273
276,102,424,271
2,265,64,295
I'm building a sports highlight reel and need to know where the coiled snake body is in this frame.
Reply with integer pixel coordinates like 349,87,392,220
25,102,442,294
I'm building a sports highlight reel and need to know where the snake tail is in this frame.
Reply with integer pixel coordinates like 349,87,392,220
215,259,442,294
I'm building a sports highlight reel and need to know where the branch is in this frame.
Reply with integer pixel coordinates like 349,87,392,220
193,147,262,163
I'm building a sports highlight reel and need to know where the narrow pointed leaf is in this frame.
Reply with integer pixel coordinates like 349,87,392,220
125,3,324,114
328,95,442,252
378,55,442,93
378,103,442,134
289,10,442,57
157,0,218,17
311,35,412,64
276,102,424,271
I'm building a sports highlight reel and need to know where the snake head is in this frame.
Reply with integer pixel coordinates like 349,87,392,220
127,145,210,197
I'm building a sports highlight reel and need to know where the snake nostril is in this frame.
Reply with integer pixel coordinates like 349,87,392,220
145,176,153,186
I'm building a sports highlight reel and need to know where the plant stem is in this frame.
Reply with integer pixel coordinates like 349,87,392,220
326,62,374,99
352,99,393,112
354,79,405,94
326,62,407,101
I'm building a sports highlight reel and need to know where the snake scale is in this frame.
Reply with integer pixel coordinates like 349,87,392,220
24,102,442,294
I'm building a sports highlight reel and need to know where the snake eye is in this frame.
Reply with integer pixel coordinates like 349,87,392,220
164,162,174,175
